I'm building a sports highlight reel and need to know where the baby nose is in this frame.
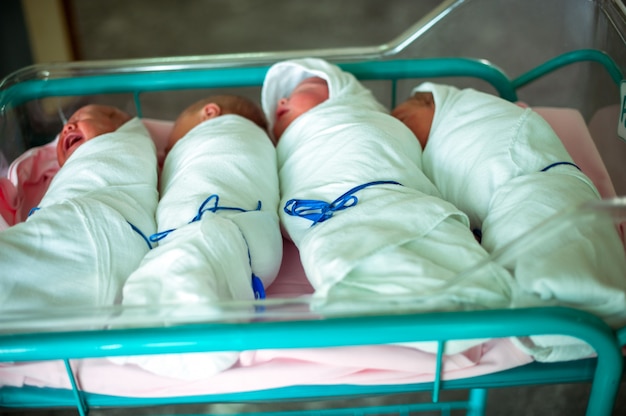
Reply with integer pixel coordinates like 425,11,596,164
278,98,288,106
62,123,76,134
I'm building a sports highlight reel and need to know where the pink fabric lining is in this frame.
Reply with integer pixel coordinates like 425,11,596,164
0,140,60,230
531,107,616,199
0,338,532,398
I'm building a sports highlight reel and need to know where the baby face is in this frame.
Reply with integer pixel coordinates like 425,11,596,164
57,104,131,166
391,92,435,150
273,76,329,140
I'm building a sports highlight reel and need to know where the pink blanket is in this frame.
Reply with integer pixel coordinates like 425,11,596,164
0,140,60,229
0,341,531,397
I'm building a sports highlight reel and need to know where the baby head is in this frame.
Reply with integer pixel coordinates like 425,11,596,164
391,91,435,150
262,58,386,142
272,76,329,141
57,104,132,166
166,94,268,154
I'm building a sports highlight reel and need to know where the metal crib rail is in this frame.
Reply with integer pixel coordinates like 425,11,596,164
0,307,623,416
0,56,517,112
512,49,624,89
1,49,623,116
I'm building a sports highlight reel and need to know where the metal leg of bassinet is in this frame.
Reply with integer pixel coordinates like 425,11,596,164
466,388,488,416
64,359,88,416
433,341,487,416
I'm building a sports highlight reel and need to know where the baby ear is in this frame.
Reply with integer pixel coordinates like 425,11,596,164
201,103,222,120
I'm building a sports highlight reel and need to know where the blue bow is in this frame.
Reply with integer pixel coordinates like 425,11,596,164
284,180,401,226
149,194,262,243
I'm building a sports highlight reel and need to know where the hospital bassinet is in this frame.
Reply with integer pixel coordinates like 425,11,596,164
1,0,626,415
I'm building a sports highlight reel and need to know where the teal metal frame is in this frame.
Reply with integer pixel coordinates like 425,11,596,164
0,49,624,416
0,308,623,415
1,49,620,114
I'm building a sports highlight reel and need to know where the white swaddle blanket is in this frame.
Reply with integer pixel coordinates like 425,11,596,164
115,115,281,379
262,58,514,332
412,83,626,360
0,118,158,311
414,82,596,230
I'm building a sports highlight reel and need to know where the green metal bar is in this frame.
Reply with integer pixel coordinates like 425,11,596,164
133,91,143,118
467,388,488,416
512,49,624,89
0,58,517,110
2,49,621,112
0,308,615,360
433,340,444,403
64,359,88,416
0,307,621,416
340,58,517,101
0,66,270,110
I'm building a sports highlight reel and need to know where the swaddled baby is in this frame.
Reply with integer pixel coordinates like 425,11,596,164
112,95,282,379
262,58,515,325
0,104,158,312
393,84,626,360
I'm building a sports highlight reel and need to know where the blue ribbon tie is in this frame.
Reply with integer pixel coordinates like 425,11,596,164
284,180,402,226
252,274,266,300
148,194,262,243
128,221,153,250
541,161,581,172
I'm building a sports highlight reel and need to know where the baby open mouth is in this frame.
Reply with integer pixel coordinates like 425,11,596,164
276,107,288,119
63,132,83,153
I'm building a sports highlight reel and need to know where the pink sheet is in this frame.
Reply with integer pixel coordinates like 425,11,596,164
532,106,616,199
0,340,532,397
0,140,60,230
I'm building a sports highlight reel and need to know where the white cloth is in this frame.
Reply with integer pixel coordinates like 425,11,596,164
157,115,281,289
262,58,514,325
415,82,580,230
262,58,388,141
115,115,281,379
413,83,626,360
485,170,626,328
0,118,158,312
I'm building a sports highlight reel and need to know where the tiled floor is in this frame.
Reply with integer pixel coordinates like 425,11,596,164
3,0,626,414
